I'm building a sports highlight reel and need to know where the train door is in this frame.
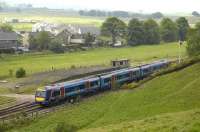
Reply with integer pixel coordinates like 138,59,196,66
85,81,90,91
60,87,65,98
130,71,133,81
111,75,116,89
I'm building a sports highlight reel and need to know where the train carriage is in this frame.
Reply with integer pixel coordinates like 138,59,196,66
35,60,169,106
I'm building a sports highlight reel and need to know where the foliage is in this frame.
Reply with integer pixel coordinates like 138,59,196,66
101,17,127,45
35,31,52,51
84,32,96,47
151,12,164,19
127,18,145,45
0,23,13,32
28,31,52,51
16,68,26,78
186,24,200,56
144,19,160,44
176,17,189,41
49,39,65,53
28,35,38,50
192,11,200,17
160,18,178,42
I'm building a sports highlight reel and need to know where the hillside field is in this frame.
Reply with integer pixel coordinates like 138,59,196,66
0,42,186,79
9,58,200,132
0,12,104,31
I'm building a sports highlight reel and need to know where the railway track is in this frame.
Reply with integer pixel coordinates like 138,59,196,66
0,101,42,120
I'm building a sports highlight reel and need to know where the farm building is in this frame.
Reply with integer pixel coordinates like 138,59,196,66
111,59,130,67
0,31,19,50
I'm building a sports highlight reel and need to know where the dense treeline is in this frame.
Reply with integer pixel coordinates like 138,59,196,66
101,17,190,46
187,22,200,56
79,10,164,19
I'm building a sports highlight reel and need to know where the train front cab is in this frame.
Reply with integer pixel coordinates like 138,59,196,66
35,89,50,106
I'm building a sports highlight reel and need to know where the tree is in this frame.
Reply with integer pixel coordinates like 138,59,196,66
0,23,13,32
84,33,95,47
176,17,189,41
35,31,51,50
101,17,126,45
186,22,200,56
192,11,200,17
160,18,178,42
151,12,164,19
127,18,145,46
49,39,65,53
144,19,160,44
28,35,38,50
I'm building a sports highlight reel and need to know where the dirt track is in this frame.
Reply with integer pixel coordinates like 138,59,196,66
0,94,35,103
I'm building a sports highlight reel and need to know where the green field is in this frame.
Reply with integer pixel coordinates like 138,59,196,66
9,59,200,132
0,12,104,30
0,42,185,79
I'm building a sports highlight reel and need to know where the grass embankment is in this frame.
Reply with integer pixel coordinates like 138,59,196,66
0,42,185,79
10,59,200,132
84,109,200,132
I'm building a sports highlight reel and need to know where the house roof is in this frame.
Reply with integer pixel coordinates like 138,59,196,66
69,25,100,35
78,26,100,35
0,32,18,41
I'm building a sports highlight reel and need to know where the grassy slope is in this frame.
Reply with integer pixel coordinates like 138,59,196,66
0,42,185,78
84,109,200,132
12,61,200,132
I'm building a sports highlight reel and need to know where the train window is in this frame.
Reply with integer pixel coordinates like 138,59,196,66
36,91,46,97
104,78,111,83
117,73,129,80
46,90,51,98
90,81,99,87
52,90,60,97
66,86,76,93
133,71,137,76
78,84,85,89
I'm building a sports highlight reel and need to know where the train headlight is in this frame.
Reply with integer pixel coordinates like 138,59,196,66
35,97,45,102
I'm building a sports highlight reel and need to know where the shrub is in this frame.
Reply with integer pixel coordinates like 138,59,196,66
49,39,65,53
16,68,26,78
70,65,76,69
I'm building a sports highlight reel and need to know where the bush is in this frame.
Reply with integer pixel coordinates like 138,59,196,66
49,39,65,53
16,68,26,78
186,27,200,56
70,65,76,69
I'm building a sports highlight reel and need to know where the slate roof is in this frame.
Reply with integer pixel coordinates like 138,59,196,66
69,25,100,35
0,32,18,41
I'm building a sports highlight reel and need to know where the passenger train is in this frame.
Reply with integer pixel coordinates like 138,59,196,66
35,60,169,106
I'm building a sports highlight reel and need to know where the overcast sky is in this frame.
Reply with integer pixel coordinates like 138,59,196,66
2,0,200,13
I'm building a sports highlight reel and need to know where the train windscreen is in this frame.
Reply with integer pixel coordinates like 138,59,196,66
35,91,46,97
